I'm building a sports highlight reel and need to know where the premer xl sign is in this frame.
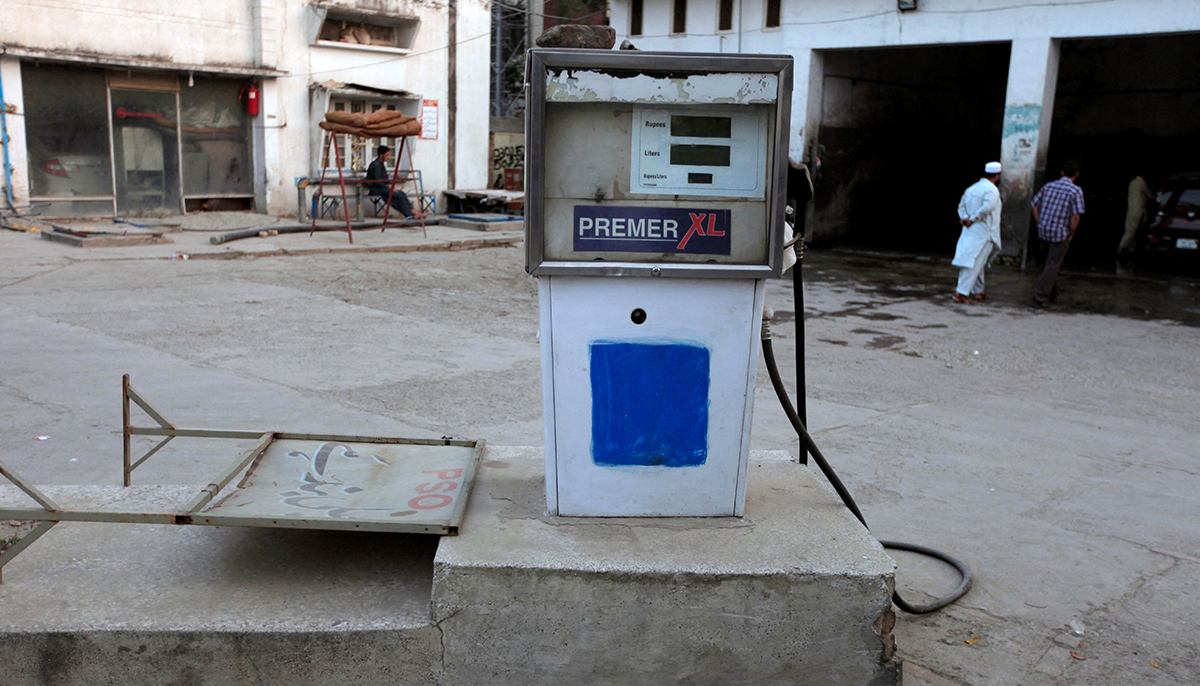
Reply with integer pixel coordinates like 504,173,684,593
573,205,732,255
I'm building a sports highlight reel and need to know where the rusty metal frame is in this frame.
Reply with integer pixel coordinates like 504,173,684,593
0,375,485,582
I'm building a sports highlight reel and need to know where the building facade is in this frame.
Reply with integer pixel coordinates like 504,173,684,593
0,0,491,218
607,0,1200,261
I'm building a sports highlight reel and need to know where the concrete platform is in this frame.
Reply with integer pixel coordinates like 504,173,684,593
0,448,897,685
40,230,173,248
441,214,525,232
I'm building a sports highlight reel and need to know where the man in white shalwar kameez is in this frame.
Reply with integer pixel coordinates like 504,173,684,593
952,162,1003,304
1117,172,1154,257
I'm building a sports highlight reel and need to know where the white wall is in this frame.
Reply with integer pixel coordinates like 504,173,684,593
613,0,1200,159
1,0,256,67
454,0,492,190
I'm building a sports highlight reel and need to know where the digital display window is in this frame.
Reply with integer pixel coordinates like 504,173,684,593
670,116,732,138
671,144,731,167
629,104,769,198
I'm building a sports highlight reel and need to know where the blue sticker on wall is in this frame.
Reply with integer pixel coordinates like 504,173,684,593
589,342,709,468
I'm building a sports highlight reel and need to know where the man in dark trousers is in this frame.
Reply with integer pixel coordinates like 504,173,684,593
1030,160,1085,308
366,145,425,219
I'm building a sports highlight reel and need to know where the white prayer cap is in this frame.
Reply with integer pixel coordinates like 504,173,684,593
985,161,1002,174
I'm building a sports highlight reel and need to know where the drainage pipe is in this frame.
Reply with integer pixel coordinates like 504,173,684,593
208,219,440,244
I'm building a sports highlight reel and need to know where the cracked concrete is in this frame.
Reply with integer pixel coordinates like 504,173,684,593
0,231,1197,684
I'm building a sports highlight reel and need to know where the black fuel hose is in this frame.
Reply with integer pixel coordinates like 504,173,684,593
761,330,973,614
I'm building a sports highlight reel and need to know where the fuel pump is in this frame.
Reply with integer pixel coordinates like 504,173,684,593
526,49,791,517
525,49,972,615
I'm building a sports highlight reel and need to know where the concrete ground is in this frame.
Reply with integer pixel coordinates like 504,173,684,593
0,219,1197,685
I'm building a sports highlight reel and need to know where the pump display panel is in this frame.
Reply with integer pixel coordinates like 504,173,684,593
631,107,767,198
525,50,793,279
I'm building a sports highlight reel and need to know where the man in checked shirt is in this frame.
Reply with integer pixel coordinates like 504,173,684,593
1030,160,1085,308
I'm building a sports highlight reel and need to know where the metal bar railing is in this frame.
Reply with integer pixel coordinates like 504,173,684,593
183,432,274,512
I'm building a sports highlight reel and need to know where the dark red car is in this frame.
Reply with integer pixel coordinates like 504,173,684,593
1142,173,1200,253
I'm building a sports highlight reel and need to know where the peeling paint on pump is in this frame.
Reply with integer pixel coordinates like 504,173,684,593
545,71,778,105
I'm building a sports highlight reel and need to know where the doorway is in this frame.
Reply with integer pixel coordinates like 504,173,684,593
111,89,182,215
1045,34,1200,266
812,43,1011,251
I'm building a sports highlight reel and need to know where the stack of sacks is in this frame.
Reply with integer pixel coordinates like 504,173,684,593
318,109,422,137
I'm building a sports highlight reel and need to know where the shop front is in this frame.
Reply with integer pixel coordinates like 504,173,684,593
22,63,259,216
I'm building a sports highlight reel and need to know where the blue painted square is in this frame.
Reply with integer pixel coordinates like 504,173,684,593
590,342,709,468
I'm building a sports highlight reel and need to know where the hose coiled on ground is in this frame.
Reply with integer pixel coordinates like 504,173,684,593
761,327,973,614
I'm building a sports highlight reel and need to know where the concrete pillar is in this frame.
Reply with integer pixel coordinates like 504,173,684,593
999,38,1060,258
0,57,29,208
793,49,823,237
792,48,824,165
530,0,544,41
250,0,278,70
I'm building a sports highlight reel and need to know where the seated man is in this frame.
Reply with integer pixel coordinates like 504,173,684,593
365,145,426,219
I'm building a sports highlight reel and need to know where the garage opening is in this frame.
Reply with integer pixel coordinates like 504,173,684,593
813,43,1011,253
1045,33,1200,265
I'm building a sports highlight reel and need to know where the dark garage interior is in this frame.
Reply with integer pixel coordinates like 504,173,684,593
1046,33,1200,268
811,43,1011,253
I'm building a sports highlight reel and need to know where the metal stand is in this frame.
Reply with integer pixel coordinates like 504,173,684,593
309,135,427,241
0,375,485,583
310,133,357,243
378,136,427,237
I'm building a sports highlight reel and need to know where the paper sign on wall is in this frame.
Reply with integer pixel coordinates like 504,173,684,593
420,99,438,140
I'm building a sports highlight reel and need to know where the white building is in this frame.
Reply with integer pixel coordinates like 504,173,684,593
0,0,491,218
607,0,1200,260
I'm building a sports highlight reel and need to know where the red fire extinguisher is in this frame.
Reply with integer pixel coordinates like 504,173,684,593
239,83,260,116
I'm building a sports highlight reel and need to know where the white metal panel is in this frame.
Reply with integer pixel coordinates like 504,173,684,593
732,279,766,517
539,278,560,514
206,439,477,529
545,275,763,516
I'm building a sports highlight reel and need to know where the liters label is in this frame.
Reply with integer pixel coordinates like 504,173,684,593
573,206,731,255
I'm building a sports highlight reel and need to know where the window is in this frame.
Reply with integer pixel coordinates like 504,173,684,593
1177,189,1200,209
718,0,734,31
765,0,781,28
317,11,420,51
630,0,643,36
672,0,687,33
21,63,113,210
